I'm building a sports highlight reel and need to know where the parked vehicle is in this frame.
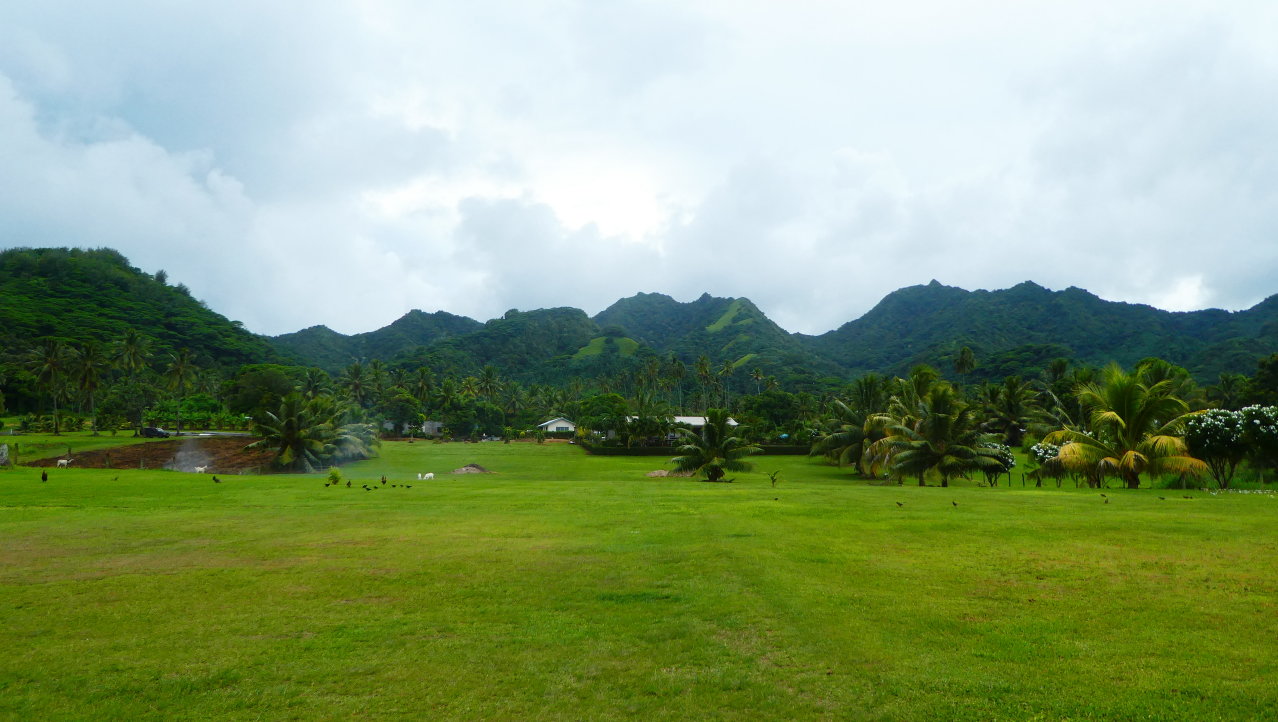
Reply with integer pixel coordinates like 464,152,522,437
141,427,170,438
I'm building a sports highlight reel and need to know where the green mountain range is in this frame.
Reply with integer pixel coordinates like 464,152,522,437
3,247,1276,385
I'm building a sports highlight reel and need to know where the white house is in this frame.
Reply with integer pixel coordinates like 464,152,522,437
537,417,577,433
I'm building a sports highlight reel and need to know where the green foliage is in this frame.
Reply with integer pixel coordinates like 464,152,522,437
0,247,285,372
1184,409,1247,488
245,393,380,471
671,408,761,482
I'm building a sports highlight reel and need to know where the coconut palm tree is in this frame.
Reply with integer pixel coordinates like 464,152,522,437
982,375,1041,446
872,383,1003,487
164,348,198,435
246,393,379,472
810,400,876,470
299,368,331,399
72,341,108,435
339,362,368,408
28,338,70,435
1044,363,1206,489
954,346,976,377
112,328,152,433
672,408,760,482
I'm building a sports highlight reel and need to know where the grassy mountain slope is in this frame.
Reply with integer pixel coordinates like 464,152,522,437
593,292,846,386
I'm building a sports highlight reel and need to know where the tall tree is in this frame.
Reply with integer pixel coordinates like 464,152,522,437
112,328,152,434
164,348,198,436
27,338,70,435
954,345,976,377
72,341,108,435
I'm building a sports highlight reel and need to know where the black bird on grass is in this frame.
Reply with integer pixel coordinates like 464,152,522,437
1158,496,1166,500
951,501,958,507
1100,493,1108,498
41,470,48,482
346,480,352,488
380,475,387,485
1104,498,1109,504
1183,495,1194,499
212,476,221,483
895,501,904,508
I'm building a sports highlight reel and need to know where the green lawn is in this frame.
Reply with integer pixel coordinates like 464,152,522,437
0,429,169,464
2,441,1275,720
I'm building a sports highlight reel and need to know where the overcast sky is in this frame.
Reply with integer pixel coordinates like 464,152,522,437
2,2,1276,336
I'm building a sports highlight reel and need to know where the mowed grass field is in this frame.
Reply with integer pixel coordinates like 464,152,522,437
2,440,1276,720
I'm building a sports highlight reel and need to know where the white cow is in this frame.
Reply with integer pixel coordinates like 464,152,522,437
56,458,71,468
423,472,435,480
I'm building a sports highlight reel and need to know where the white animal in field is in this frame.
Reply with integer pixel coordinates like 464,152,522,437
416,473,421,480
56,458,71,468
194,466,208,474
423,472,435,480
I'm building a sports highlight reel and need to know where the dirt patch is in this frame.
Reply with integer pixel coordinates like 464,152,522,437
452,463,493,474
27,436,276,474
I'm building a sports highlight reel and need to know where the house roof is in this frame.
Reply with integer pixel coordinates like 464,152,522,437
537,417,575,429
627,415,738,426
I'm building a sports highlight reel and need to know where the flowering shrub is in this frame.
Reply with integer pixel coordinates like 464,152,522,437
1029,442,1060,466
980,442,1016,471
1185,409,1247,488
1240,405,1278,471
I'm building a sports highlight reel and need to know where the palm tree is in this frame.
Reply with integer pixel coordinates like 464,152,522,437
72,341,108,435
694,355,714,412
164,348,198,436
246,393,332,471
665,355,686,411
112,328,152,434
954,346,976,377
672,408,760,482
477,365,503,403
1207,373,1247,410
1044,363,1206,489
411,367,435,405
983,375,1041,446
28,338,70,435
299,368,331,399
872,383,1002,487
810,400,876,470
246,393,380,472
340,362,368,407
750,367,765,395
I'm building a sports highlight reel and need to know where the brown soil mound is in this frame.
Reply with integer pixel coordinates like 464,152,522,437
452,463,493,474
28,436,276,474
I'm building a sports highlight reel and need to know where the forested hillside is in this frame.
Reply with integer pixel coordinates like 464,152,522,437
271,310,483,373
800,280,1278,382
0,247,283,370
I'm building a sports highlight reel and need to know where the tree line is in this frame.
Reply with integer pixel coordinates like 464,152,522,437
3,333,1278,484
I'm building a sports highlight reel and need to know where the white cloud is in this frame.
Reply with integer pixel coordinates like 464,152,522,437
1,1,1276,338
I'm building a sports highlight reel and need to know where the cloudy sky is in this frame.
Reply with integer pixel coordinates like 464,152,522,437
2,1,1276,336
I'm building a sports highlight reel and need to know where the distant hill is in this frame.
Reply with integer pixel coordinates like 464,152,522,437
271,310,483,373
800,280,1278,382
592,292,847,387
4,247,1275,387
0,247,285,370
